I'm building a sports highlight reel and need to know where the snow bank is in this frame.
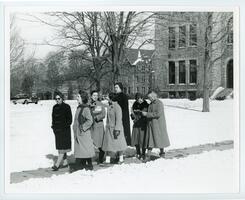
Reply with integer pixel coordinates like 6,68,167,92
210,87,225,100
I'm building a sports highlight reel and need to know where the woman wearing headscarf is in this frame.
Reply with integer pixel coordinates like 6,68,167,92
131,93,149,159
102,92,127,164
71,90,95,172
89,90,106,164
51,92,72,171
141,91,170,158
114,82,131,145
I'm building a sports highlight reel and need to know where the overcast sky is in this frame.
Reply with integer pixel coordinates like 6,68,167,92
13,11,155,60
14,12,59,59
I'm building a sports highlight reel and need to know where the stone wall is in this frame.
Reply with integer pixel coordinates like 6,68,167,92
153,12,233,98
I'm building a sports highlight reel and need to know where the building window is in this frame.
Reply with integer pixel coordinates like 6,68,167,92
142,87,145,94
136,76,139,83
128,87,131,94
190,60,197,84
179,61,186,84
179,91,186,98
169,61,175,84
189,24,197,46
179,25,186,47
142,75,145,83
137,87,140,93
169,27,176,49
128,75,132,82
169,91,176,98
188,91,196,100
227,17,233,44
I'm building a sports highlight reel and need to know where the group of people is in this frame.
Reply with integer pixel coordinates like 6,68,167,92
51,82,170,172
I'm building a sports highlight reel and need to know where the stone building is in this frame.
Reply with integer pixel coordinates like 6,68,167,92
153,12,233,99
118,48,155,96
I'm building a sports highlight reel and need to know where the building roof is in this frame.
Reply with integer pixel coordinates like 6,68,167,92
125,48,155,65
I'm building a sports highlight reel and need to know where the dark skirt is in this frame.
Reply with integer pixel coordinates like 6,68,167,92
131,125,147,147
53,127,71,150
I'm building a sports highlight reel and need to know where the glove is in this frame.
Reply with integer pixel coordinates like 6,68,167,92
113,130,120,139
130,113,135,120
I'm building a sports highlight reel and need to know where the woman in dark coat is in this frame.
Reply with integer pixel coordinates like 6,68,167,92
51,93,72,171
114,82,131,145
71,90,95,172
131,93,149,159
89,90,106,164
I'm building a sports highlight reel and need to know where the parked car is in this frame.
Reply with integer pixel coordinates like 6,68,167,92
11,94,39,104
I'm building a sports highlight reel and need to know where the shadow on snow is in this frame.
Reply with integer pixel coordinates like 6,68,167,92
10,140,233,184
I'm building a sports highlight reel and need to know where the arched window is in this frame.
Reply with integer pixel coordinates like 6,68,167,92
227,59,233,89
227,17,233,44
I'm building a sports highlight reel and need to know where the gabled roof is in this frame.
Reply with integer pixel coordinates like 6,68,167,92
124,48,155,65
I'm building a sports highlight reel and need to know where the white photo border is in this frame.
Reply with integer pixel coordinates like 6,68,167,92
0,0,244,199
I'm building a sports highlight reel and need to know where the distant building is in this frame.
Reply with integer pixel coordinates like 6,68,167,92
153,12,233,99
116,48,155,96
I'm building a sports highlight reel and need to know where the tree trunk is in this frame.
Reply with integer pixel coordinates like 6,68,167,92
202,12,213,112
95,79,101,91
202,77,210,112
203,47,210,112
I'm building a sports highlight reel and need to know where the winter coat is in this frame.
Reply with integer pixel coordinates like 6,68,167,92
52,102,72,150
144,99,170,148
115,92,131,145
131,100,149,147
102,102,127,152
90,100,106,148
73,104,95,158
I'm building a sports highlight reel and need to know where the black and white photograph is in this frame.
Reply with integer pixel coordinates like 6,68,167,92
3,4,240,195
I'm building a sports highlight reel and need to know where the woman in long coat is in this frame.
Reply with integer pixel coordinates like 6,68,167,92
51,92,72,171
114,82,131,145
102,92,127,164
142,91,170,158
72,90,95,172
89,90,106,164
131,93,149,159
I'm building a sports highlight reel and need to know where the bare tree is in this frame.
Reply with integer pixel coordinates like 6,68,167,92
23,12,111,90
43,51,66,95
22,11,155,88
200,12,233,112
102,12,155,82
10,14,25,72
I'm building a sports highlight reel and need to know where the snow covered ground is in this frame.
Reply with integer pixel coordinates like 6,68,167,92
6,98,238,193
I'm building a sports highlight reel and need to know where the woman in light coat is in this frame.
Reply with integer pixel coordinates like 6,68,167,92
142,91,170,158
71,90,95,172
89,90,106,164
102,92,127,164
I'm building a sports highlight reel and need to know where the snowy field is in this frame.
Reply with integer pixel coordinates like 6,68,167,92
6,98,238,193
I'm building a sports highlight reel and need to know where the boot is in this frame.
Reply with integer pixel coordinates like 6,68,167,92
69,158,84,173
105,156,110,164
98,148,105,164
118,155,124,164
86,158,93,171
159,148,166,158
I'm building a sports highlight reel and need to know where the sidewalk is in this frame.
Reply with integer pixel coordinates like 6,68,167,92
10,140,233,184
